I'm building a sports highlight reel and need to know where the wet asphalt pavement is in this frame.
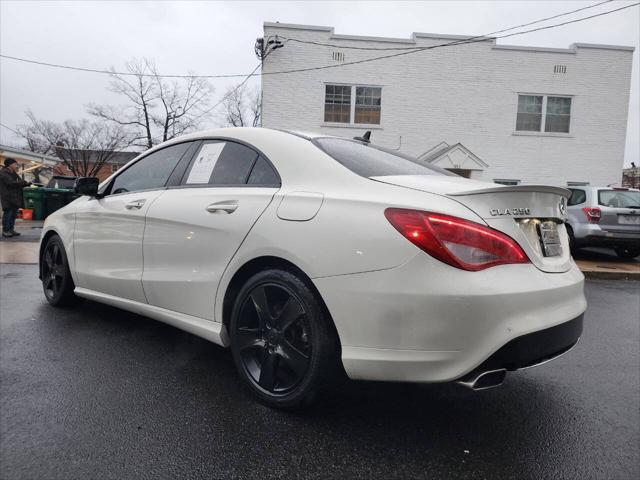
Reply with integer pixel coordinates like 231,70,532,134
1,264,638,479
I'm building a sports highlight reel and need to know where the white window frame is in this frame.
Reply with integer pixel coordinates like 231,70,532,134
323,83,383,129
514,93,573,136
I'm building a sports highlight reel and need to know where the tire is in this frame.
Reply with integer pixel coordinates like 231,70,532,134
41,235,77,307
614,246,640,260
230,268,339,409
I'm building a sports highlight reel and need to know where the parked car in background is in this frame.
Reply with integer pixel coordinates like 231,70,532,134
46,176,77,189
566,187,640,259
38,128,586,408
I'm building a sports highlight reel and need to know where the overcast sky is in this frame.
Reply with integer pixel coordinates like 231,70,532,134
1,0,638,166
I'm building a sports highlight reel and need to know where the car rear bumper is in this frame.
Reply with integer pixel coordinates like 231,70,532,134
572,223,640,247
456,313,582,384
577,234,640,248
313,253,586,383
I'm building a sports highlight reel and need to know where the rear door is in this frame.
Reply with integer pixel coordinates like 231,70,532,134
142,140,281,320
74,142,194,301
596,189,640,234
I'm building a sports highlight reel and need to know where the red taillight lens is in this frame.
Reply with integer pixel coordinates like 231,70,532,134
582,207,601,223
384,208,529,271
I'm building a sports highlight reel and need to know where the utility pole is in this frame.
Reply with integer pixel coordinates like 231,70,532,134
254,35,283,127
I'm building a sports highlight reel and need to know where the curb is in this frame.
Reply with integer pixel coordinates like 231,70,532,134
581,270,640,281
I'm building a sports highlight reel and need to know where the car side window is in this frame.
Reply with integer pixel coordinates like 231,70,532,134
110,143,191,195
247,156,280,186
183,141,258,186
568,189,586,206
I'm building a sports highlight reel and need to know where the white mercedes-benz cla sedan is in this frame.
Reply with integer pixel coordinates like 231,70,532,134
39,128,586,408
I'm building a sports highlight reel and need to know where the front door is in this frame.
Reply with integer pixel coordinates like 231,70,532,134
73,142,193,302
74,191,164,302
142,141,281,320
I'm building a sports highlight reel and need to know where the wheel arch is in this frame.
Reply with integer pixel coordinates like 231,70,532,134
221,255,342,345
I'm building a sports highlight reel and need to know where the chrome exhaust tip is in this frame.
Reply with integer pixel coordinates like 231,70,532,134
456,368,507,391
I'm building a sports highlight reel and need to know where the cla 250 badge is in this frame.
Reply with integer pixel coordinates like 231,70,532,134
490,208,531,216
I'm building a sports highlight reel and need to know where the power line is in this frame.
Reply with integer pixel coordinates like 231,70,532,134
0,54,254,79
280,0,615,51
0,64,262,145
193,63,261,121
0,122,23,138
259,2,639,76
1,1,636,79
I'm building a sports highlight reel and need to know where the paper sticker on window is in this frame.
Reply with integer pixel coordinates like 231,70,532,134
186,143,226,184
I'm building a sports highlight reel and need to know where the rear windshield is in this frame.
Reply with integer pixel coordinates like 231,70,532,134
598,190,640,208
313,137,453,178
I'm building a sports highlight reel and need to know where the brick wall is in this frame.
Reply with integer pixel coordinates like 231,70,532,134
622,167,640,188
262,24,634,187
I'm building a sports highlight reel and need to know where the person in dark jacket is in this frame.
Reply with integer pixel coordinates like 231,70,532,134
0,158,30,237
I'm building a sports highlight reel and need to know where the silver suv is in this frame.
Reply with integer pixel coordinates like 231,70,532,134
566,187,640,259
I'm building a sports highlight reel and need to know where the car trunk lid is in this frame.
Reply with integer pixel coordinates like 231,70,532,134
371,175,573,273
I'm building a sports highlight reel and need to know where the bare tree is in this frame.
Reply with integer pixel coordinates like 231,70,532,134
88,58,214,149
221,84,261,128
18,111,132,177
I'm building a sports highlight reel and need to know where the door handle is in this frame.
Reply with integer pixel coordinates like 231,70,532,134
125,199,146,210
206,201,238,214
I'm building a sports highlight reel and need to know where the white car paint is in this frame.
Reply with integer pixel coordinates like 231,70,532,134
40,127,586,384
73,190,164,303
142,186,277,319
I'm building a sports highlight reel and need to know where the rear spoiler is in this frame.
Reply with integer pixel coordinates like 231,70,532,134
448,185,571,198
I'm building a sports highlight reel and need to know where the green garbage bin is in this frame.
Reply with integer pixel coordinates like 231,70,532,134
43,188,72,217
23,187,46,221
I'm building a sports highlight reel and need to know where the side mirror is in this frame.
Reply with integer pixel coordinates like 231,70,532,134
74,177,100,197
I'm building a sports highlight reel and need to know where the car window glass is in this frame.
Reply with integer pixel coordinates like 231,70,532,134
568,189,586,206
110,143,190,195
184,141,258,186
313,137,453,178
247,156,280,186
598,190,640,208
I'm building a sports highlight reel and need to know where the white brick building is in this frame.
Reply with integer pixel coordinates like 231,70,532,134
261,22,634,187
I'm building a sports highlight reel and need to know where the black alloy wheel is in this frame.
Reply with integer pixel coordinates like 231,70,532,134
236,283,310,392
41,235,77,306
230,269,338,409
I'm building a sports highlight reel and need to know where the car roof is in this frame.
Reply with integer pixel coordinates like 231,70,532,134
121,127,364,190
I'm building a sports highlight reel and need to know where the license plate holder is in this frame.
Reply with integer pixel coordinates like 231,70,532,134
537,221,562,257
619,214,640,225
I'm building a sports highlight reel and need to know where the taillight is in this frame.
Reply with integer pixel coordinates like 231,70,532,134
384,208,529,271
582,207,601,223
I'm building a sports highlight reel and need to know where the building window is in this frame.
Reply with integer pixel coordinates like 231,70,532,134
516,95,543,131
567,181,589,186
494,179,520,186
355,87,381,124
324,84,382,125
516,94,572,133
324,85,352,123
545,96,572,133
111,164,119,173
